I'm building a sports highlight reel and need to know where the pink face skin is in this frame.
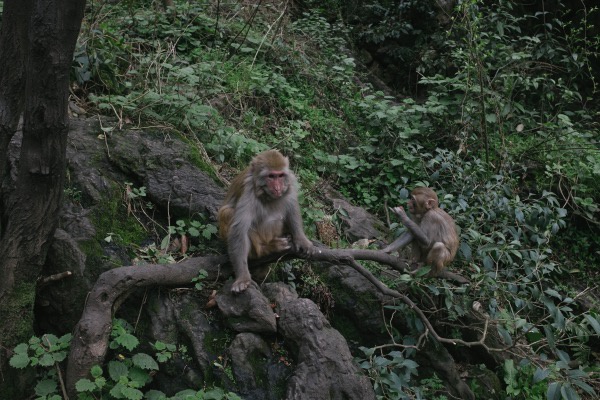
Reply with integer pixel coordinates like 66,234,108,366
266,171,287,198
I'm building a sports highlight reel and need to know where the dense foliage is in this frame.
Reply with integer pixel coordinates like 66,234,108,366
7,0,599,398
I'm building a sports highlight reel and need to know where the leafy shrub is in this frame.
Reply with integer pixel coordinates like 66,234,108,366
10,319,240,400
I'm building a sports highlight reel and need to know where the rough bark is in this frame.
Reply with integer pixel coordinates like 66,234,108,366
0,0,30,182
0,0,86,296
66,255,230,398
0,0,86,396
65,246,473,398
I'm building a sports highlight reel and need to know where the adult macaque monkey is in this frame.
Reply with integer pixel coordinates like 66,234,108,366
218,149,314,293
382,187,458,276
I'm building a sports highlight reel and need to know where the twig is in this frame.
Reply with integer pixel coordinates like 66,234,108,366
40,271,72,284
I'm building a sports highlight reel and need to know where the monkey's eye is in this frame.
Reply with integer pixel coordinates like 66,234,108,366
268,173,286,179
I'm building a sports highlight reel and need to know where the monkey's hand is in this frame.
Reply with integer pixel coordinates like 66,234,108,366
272,237,291,253
292,236,314,255
391,206,411,224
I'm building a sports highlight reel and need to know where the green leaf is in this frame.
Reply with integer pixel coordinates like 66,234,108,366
129,366,151,386
145,390,168,400
35,379,58,396
76,379,97,393
108,360,129,381
132,353,159,370
42,334,59,347
560,384,580,400
13,343,29,354
584,314,600,335
91,365,103,378
459,242,472,260
9,353,30,369
39,352,55,367
533,367,550,383
485,113,497,123
160,235,170,250
94,377,107,389
503,359,516,385
544,289,562,299
497,327,513,346
482,255,495,270
122,386,144,400
52,351,67,363
571,377,596,395
109,382,126,399
115,332,139,351
547,382,562,400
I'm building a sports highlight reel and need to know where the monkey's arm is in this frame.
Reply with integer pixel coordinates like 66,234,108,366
285,199,313,253
393,207,433,248
381,232,413,253
227,198,255,292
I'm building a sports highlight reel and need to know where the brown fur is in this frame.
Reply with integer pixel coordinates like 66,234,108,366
217,150,313,292
383,186,459,276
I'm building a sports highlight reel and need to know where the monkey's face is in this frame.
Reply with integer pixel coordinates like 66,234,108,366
407,196,417,214
264,171,289,199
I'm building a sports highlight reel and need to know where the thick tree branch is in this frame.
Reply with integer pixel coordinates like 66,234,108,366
66,255,229,398
65,247,473,397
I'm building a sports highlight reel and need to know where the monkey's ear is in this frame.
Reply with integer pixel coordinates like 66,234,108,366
426,198,436,209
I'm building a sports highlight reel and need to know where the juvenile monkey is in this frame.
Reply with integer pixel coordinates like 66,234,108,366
218,150,313,293
382,187,458,276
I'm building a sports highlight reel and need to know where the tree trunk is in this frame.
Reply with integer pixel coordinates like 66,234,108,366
0,0,31,194
0,0,85,396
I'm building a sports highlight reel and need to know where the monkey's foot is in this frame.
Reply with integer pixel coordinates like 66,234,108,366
231,277,253,293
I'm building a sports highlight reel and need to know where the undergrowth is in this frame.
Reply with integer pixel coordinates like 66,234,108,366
64,0,600,398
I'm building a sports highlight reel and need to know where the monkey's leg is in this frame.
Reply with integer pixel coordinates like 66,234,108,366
426,242,450,276
217,206,234,239
248,232,290,259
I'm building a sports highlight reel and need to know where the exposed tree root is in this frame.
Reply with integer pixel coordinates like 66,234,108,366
65,248,474,397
